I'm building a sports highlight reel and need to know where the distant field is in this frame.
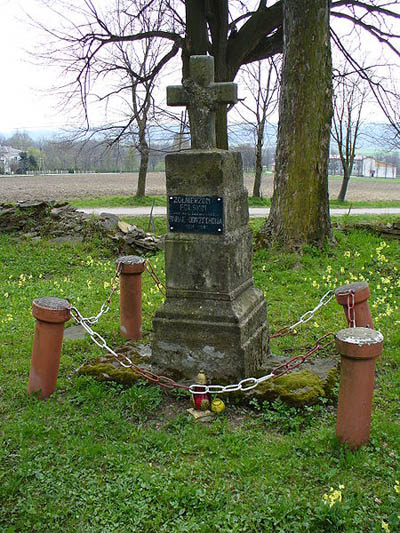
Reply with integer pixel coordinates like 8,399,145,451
1,171,400,202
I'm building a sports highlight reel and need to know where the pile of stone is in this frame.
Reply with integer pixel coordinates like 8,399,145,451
336,219,400,239
0,200,162,255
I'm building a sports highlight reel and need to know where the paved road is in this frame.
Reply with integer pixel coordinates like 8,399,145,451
78,206,400,217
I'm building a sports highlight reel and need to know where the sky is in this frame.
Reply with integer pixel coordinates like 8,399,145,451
0,0,398,138
0,0,181,135
0,0,66,132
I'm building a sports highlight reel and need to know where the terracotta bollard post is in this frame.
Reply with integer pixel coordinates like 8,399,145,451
335,282,374,329
335,327,383,450
116,255,146,340
28,297,71,399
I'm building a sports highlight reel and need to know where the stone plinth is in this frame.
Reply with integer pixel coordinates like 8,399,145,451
152,150,269,382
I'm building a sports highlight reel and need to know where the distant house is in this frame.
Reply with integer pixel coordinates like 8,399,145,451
329,155,397,179
0,145,22,173
361,157,397,179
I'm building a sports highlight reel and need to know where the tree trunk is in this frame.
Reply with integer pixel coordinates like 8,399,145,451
337,167,351,201
253,125,264,197
185,0,208,56
215,105,229,150
257,0,333,251
136,136,149,197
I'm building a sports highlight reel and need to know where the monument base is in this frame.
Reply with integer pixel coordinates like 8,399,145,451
151,149,269,382
152,284,268,382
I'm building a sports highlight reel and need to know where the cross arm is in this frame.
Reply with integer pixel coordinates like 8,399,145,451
167,85,189,107
211,83,238,105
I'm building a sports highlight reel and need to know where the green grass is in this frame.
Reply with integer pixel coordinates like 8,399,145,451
329,174,400,184
71,195,168,208
70,194,400,209
0,222,399,531
331,214,400,224
330,199,400,208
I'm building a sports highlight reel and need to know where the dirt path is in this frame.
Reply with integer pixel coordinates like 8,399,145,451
1,172,400,202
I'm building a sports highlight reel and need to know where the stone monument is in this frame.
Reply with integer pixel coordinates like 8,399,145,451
152,55,269,382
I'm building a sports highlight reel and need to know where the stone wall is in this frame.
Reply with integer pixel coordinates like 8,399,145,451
334,220,400,240
0,201,162,255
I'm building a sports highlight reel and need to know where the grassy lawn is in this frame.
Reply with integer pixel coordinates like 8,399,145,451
70,194,400,209
329,175,400,184
0,219,399,531
71,195,169,208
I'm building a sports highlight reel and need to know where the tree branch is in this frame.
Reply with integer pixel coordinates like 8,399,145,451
331,11,400,57
227,1,283,76
331,1,400,20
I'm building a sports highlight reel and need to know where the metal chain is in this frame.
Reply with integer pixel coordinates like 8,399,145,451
145,259,166,296
188,333,334,394
270,290,335,338
67,268,336,396
69,305,189,390
269,333,334,378
69,303,334,396
75,256,164,327
79,263,122,326
346,290,356,328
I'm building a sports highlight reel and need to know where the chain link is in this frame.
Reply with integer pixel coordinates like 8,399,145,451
270,333,334,378
346,290,356,328
80,263,122,326
69,305,190,391
70,303,334,396
187,333,334,394
145,259,166,296
270,290,334,338
67,265,336,397
73,255,165,327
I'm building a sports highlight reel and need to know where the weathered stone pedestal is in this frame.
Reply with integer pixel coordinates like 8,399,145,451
152,150,269,381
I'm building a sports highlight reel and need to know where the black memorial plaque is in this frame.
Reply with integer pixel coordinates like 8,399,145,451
168,195,224,234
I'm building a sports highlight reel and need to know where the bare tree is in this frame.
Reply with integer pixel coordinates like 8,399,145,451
31,1,400,149
30,0,400,249
379,90,400,150
42,1,176,195
330,2,400,141
236,58,280,197
331,69,369,201
97,32,166,196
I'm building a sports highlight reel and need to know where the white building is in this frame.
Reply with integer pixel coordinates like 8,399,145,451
0,145,22,173
361,157,397,179
329,155,397,179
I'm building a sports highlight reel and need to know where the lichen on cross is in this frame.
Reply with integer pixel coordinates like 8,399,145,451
167,55,238,149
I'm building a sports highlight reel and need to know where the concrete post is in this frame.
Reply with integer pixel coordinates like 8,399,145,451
335,327,383,449
335,282,374,329
28,297,71,399
116,255,146,340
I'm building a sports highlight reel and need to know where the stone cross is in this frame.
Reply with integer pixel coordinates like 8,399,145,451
152,54,269,383
167,55,238,149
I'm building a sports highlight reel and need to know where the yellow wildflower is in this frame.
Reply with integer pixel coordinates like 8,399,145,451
322,485,344,508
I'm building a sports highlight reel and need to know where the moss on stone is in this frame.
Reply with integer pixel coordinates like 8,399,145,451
249,367,338,406
77,355,141,386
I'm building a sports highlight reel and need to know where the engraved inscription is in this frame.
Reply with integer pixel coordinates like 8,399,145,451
169,195,223,234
